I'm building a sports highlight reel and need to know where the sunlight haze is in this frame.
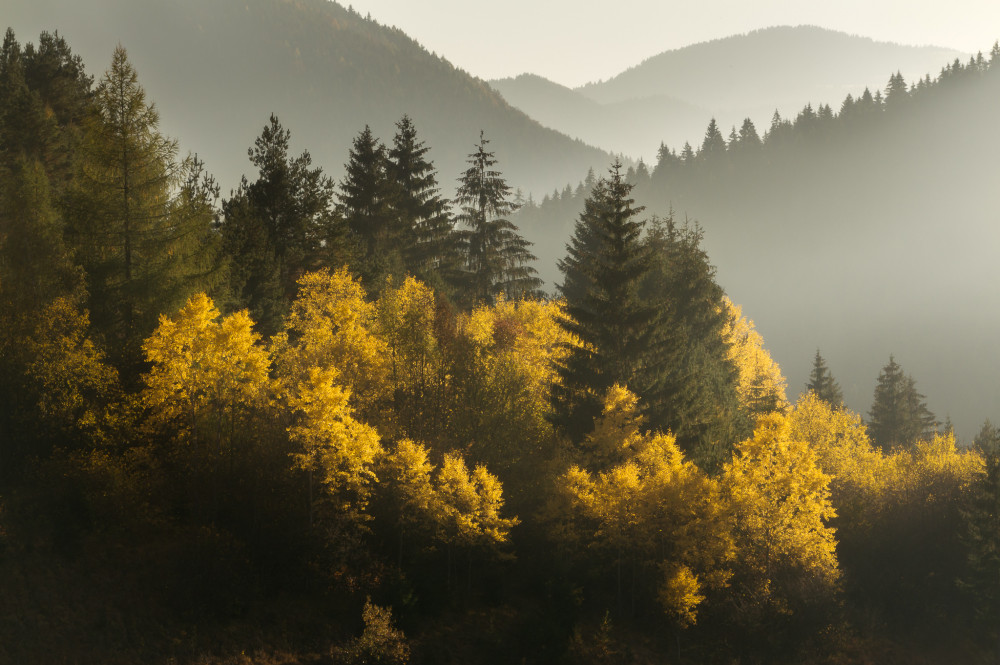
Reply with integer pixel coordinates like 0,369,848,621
347,0,995,86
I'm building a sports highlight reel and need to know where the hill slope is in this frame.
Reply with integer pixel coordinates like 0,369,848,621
521,56,1000,440
4,0,612,197
570,26,965,156
490,74,709,161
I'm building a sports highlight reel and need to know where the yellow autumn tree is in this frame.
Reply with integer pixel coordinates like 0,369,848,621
723,412,839,620
286,366,383,530
721,297,788,417
446,296,573,486
143,293,271,453
272,268,388,413
23,297,122,448
374,277,443,439
553,385,733,627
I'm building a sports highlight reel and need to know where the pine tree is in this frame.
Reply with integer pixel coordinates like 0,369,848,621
386,115,461,294
223,114,343,334
806,349,843,406
552,161,657,441
454,131,540,306
867,355,936,451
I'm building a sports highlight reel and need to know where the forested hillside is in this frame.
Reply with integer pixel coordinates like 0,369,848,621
519,49,1000,441
4,0,611,197
494,27,965,163
2,19,999,665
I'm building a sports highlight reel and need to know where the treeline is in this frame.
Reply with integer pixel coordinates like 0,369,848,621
1,28,999,665
521,43,1000,219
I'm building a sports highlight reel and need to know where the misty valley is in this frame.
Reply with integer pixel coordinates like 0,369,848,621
1,1,999,664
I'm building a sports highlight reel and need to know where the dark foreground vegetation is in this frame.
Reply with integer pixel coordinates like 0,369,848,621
1,28,998,664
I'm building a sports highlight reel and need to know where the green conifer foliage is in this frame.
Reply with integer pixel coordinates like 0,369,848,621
223,114,343,334
339,124,399,290
67,46,217,379
806,349,843,406
553,161,657,441
867,355,936,451
386,115,461,294
455,131,541,307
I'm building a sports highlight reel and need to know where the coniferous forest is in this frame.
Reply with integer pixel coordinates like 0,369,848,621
2,19,1000,665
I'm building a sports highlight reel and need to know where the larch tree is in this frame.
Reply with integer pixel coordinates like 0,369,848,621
455,131,541,306
67,46,216,379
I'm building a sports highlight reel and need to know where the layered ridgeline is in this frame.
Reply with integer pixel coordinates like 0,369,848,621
4,0,611,197
518,51,1000,440
490,73,710,162
493,27,965,163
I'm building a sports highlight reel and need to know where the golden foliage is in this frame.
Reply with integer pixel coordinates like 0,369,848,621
721,297,788,415
723,412,839,611
25,298,120,442
142,293,270,446
272,268,388,410
553,385,733,625
286,366,383,520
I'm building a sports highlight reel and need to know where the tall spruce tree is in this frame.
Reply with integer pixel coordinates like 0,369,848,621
455,131,541,306
867,355,936,451
806,349,843,406
386,115,461,294
339,124,401,292
639,215,744,463
552,161,657,442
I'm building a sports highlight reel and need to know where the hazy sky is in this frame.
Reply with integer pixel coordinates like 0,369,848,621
346,0,996,87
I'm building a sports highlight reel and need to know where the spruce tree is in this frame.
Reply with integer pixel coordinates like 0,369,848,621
454,131,540,306
806,349,843,406
699,118,727,160
386,115,461,294
640,215,744,462
339,124,399,290
962,420,1000,651
867,355,936,451
552,161,657,442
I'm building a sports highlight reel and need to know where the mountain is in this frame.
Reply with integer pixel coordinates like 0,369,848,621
520,54,1000,441
524,26,962,160
489,74,709,162
4,0,613,198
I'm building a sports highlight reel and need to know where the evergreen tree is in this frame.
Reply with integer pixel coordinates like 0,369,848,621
386,115,461,294
867,355,936,451
806,349,843,406
223,114,343,334
699,118,727,160
962,420,1000,654
339,124,399,290
640,215,744,462
0,29,55,170
552,161,657,442
454,131,540,306
66,46,216,379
